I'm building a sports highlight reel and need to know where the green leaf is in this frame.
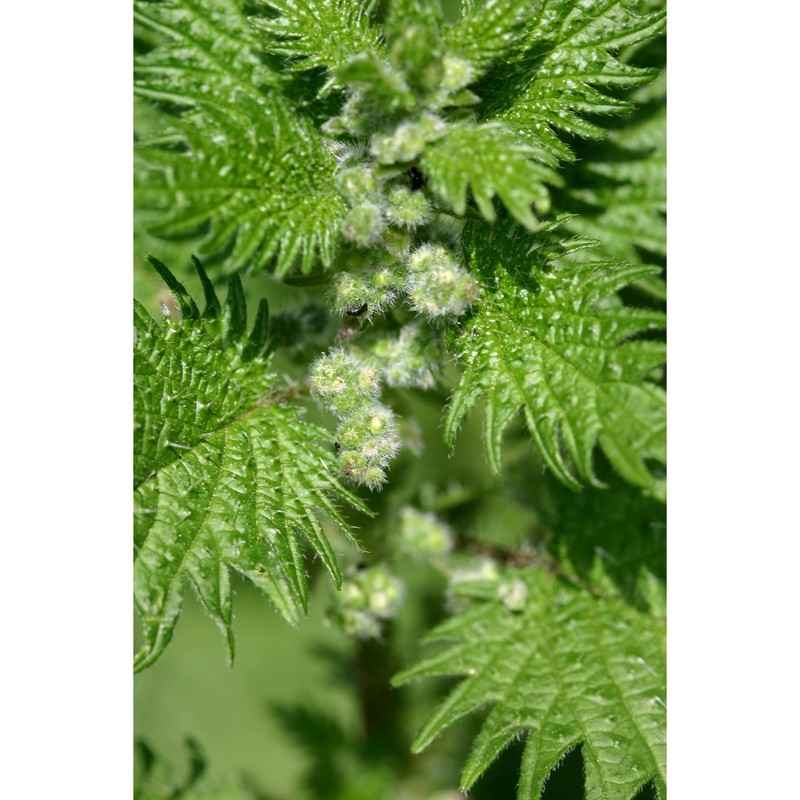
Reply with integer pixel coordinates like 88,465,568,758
134,259,368,671
480,0,666,161
393,567,666,800
558,75,666,267
442,0,532,75
420,121,557,229
135,0,346,275
134,0,281,110
444,219,665,491
251,0,383,76
544,471,666,616
135,738,256,799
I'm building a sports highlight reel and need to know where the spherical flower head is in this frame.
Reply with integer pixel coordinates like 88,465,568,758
358,465,388,491
442,55,475,92
308,350,380,417
398,507,454,558
355,403,396,437
386,186,432,229
370,113,447,165
361,566,404,619
498,578,528,612
341,580,368,610
383,228,412,258
342,202,385,247
336,420,363,450
338,448,369,480
336,165,378,203
370,262,406,292
339,451,387,490
406,244,479,319
330,272,371,316
331,265,404,321
368,324,438,390
407,243,454,274
341,403,400,461
355,364,380,394
327,606,382,639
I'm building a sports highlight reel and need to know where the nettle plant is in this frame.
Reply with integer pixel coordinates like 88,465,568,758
134,0,666,798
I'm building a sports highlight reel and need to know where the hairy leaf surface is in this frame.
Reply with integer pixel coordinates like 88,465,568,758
479,0,666,162
544,471,666,615
134,0,346,275
133,259,367,671
421,122,557,229
442,0,532,75
394,568,666,800
252,0,383,76
558,72,666,268
445,220,666,491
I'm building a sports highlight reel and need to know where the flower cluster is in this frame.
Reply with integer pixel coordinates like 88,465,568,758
395,507,454,559
361,323,440,390
406,244,478,318
329,264,406,321
309,349,400,489
326,564,405,639
311,43,484,489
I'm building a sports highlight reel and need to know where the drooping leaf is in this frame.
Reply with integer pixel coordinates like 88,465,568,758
444,219,666,491
394,567,666,800
134,0,347,275
134,258,368,671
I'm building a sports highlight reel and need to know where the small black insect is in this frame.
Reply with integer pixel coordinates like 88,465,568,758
334,441,341,452
408,166,426,191
346,303,368,317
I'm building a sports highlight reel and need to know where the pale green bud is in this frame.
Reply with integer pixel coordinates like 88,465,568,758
328,607,382,639
442,55,475,92
342,202,385,247
397,507,454,558
361,566,405,619
498,579,528,612
386,186,432,229
370,113,447,165
406,244,479,318
308,350,380,417
336,165,378,203
367,324,439,390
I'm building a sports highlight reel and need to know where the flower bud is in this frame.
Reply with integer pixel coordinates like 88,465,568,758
342,202,385,247
308,350,380,417
367,324,439,389
498,578,528,612
386,186,432,229
370,113,447,165
336,165,378,203
362,566,404,619
442,55,475,92
406,244,479,318
397,507,454,558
